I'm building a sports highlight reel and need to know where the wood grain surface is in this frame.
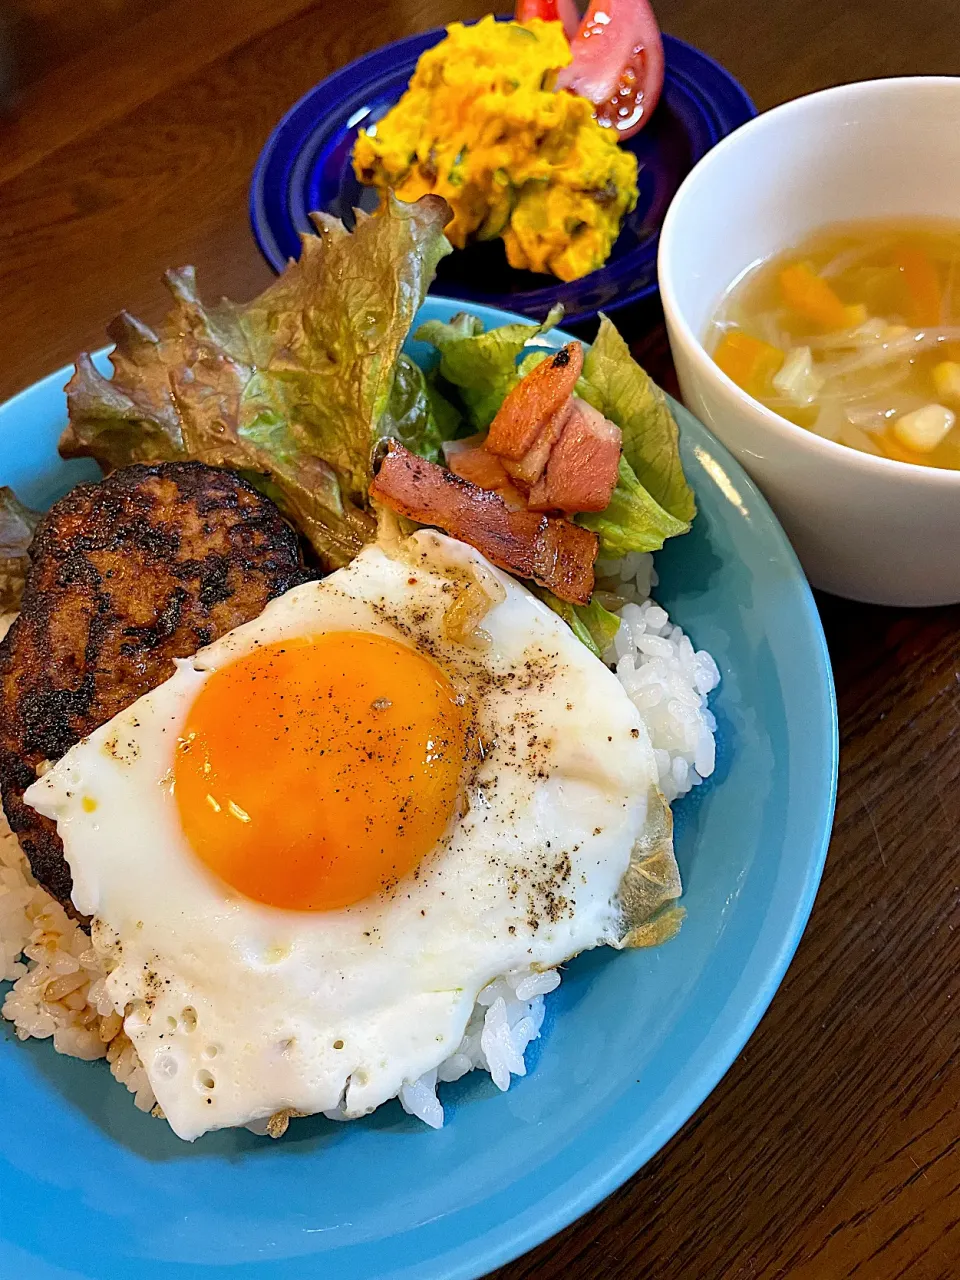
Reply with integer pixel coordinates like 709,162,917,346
1,1,959,1277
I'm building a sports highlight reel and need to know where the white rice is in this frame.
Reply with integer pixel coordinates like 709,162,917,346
326,967,561,1129
0,551,719,1132
0,820,157,1113
597,552,720,803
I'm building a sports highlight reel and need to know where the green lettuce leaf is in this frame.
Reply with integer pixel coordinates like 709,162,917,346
535,587,621,660
62,194,452,569
378,354,462,463
0,487,41,613
578,456,689,557
580,315,696,524
572,595,622,658
416,305,563,430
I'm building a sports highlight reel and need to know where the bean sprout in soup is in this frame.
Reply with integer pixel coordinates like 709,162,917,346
707,218,960,469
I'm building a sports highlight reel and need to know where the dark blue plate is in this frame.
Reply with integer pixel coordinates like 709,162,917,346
250,28,755,323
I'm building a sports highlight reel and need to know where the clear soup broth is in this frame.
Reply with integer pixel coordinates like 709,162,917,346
708,218,960,469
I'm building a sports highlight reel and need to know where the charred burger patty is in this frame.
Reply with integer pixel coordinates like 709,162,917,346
0,461,308,907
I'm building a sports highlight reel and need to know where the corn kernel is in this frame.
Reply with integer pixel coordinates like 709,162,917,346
892,403,956,453
932,361,960,406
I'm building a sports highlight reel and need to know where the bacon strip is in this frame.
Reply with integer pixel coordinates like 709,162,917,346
486,343,584,460
528,397,622,513
443,436,526,508
371,441,597,604
503,400,574,490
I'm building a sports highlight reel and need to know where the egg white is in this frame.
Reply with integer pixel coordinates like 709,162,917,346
25,531,659,1140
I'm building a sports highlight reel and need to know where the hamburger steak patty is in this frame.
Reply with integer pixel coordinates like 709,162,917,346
0,461,309,908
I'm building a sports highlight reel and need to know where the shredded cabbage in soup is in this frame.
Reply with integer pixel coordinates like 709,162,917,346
708,218,960,469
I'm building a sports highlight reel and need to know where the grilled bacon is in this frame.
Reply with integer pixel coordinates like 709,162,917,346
484,342,620,513
528,397,622,513
443,436,526,508
502,400,574,490
371,441,597,604
486,343,584,460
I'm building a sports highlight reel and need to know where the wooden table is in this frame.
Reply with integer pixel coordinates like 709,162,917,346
2,2,959,1276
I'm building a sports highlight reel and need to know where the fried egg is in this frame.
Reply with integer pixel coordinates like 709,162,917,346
25,530,670,1140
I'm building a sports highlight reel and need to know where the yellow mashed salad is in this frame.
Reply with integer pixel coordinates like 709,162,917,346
352,16,639,282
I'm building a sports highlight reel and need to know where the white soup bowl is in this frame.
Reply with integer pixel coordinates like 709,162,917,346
659,77,960,606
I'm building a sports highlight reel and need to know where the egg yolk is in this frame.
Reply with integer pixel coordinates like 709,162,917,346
173,632,468,911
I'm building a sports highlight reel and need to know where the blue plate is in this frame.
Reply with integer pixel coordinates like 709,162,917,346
250,29,755,323
0,297,836,1280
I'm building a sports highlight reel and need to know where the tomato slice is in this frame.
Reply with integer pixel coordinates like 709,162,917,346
558,0,665,140
515,0,581,41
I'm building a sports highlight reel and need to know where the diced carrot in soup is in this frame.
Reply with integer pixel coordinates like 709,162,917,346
892,246,941,327
707,217,960,472
713,332,784,398
778,263,854,330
